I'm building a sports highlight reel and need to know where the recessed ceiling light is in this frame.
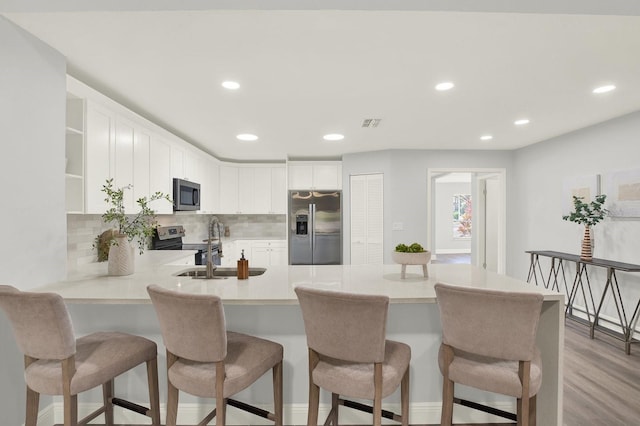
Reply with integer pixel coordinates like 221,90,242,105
222,81,240,90
435,82,455,91
592,84,616,94
236,133,258,141
323,134,344,141
480,135,493,141
514,119,530,126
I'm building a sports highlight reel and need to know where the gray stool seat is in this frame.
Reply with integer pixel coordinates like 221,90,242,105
295,286,411,426
0,285,160,426
435,282,544,426
168,331,283,398
147,284,283,426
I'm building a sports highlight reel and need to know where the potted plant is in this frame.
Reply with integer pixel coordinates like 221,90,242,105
99,178,171,275
562,194,608,261
393,242,431,279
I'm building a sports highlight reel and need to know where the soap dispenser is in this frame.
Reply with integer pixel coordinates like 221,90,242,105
237,249,249,280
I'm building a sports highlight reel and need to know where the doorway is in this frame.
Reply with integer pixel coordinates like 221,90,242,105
427,168,506,273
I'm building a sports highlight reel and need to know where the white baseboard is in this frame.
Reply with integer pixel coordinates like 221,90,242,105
435,249,471,255
43,400,515,425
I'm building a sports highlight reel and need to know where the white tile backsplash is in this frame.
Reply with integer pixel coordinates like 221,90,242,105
67,213,287,268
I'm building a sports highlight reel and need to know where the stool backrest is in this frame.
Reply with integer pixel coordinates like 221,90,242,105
147,284,227,362
0,285,76,360
295,286,388,363
434,282,543,361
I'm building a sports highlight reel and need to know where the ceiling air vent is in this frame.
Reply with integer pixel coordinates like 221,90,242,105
361,118,382,128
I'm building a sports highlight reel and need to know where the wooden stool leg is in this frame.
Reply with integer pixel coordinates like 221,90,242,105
273,360,283,426
102,380,114,426
146,358,161,425
400,367,410,426
25,387,39,426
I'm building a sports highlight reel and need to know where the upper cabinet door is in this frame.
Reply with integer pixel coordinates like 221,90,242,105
219,165,239,214
85,103,114,214
114,118,135,211
288,161,342,190
313,163,341,189
288,164,313,189
149,136,173,214
270,166,287,214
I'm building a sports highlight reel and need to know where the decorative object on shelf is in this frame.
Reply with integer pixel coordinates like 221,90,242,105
99,178,171,276
393,243,431,279
562,194,608,261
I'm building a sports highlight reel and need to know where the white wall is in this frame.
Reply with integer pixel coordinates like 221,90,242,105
342,149,514,264
510,110,640,321
0,15,67,424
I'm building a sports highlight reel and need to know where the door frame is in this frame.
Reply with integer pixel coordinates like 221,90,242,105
427,168,506,273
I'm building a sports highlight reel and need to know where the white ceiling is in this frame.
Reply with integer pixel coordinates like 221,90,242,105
4,2,640,161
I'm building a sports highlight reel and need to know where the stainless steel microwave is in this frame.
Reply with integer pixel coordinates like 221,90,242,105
173,178,201,211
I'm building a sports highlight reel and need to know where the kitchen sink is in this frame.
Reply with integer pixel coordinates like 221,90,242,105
175,267,267,279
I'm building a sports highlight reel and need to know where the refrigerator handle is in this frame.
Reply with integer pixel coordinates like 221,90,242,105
310,203,315,252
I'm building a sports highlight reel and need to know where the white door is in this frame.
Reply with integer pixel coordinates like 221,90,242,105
350,174,383,265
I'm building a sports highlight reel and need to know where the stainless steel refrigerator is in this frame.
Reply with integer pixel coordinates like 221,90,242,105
289,190,342,265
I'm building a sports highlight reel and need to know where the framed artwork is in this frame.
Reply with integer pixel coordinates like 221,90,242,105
562,175,600,216
604,168,640,218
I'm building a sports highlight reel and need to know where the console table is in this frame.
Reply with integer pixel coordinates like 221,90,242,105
527,250,640,354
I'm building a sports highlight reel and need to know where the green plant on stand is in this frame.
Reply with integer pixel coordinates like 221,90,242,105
97,178,172,258
562,194,608,261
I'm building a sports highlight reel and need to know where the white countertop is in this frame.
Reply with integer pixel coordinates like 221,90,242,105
41,251,562,305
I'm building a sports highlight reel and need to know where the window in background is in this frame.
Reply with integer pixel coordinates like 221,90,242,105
453,194,472,238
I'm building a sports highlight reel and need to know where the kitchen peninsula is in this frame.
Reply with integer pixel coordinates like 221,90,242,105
40,252,563,425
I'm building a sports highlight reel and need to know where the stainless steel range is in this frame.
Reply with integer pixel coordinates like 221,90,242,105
152,225,220,266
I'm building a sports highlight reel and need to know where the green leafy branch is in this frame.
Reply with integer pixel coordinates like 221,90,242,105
101,178,172,254
562,194,608,227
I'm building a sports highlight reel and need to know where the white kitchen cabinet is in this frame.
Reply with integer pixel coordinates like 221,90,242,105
250,241,287,266
251,166,287,214
85,102,113,214
270,167,287,214
149,136,173,214
219,165,240,213
184,149,200,183
114,117,135,211
288,161,342,190
171,144,201,184
218,165,286,214
199,156,220,213
170,145,184,180
238,167,255,213
133,128,151,207
225,240,286,267
65,96,85,213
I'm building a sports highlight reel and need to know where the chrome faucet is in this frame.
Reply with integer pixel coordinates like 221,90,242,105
204,216,222,279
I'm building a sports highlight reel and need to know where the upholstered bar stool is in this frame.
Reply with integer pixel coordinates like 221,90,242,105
146,284,284,426
0,285,160,426
295,286,411,426
434,282,544,426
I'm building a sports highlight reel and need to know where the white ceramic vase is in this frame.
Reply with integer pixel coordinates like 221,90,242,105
108,235,135,276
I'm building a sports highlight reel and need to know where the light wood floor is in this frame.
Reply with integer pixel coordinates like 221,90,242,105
432,253,471,264
56,319,640,426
